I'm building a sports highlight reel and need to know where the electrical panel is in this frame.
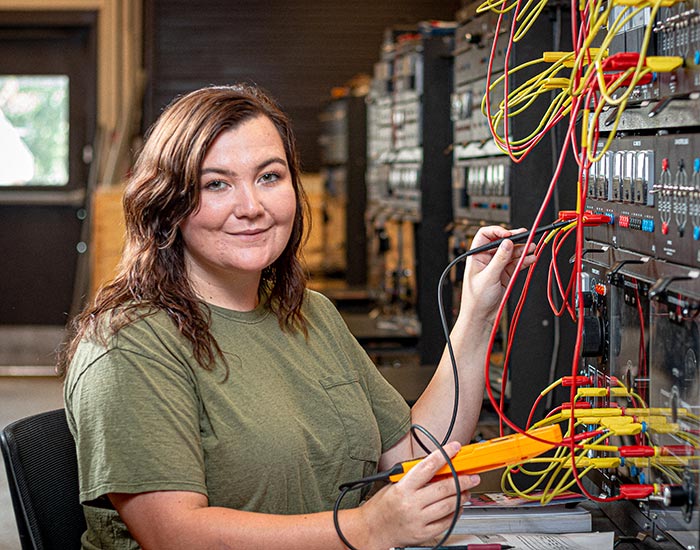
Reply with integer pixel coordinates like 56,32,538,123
578,3,700,547
451,3,511,225
447,1,700,547
366,23,456,364
318,87,369,286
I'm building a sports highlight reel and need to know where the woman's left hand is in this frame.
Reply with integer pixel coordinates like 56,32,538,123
459,225,536,322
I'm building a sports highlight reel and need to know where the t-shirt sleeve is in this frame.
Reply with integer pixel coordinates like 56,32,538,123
65,326,207,505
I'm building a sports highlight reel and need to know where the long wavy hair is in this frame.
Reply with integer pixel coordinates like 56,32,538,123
58,84,310,375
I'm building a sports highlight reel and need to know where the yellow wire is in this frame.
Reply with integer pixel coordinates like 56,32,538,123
628,390,648,408
539,378,565,397
501,422,604,502
677,431,700,447
483,57,572,155
489,91,572,151
482,57,556,116
504,423,622,503
477,0,518,15
502,429,573,494
568,4,638,98
513,0,550,41
583,1,665,163
593,0,661,106
543,221,576,245
658,464,684,484
546,464,597,503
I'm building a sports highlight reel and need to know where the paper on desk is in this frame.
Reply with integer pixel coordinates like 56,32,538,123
440,531,614,549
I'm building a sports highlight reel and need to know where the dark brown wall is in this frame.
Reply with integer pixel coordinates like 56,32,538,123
144,0,460,171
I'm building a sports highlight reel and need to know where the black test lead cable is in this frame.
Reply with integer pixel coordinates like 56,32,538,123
333,425,461,550
333,218,572,549
426,218,572,452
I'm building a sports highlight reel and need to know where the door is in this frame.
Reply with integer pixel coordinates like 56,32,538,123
0,11,97,368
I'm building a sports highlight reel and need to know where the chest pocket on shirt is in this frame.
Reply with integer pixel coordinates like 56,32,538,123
320,374,381,464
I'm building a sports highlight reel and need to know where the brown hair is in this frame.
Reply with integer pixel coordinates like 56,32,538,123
58,84,310,375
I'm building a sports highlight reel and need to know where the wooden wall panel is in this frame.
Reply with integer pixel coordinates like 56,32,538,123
144,0,460,171
90,185,125,297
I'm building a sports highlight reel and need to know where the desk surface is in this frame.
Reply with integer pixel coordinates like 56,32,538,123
586,499,696,549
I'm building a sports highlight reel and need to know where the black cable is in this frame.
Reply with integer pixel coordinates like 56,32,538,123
333,218,571,549
333,425,461,550
433,218,571,451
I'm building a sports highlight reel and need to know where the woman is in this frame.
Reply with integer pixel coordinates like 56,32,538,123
60,83,534,550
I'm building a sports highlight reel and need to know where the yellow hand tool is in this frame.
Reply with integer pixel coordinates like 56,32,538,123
388,424,563,482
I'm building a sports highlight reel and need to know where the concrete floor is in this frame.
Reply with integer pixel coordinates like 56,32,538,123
0,376,64,550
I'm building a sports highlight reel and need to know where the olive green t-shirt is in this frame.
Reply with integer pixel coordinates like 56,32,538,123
64,290,411,550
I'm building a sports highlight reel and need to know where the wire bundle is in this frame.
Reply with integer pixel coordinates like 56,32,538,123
468,0,695,505
505,375,700,504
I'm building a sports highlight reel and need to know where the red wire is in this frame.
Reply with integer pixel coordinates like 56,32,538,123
554,226,577,316
484,4,509,155
547,226,577,320
562,429,606,445
483,103,579,443
499,232,551,435
482,1,629,503
499,0,520,160
635,285,647,400
567,125,626,503
525,391,547,430
570,0,578,57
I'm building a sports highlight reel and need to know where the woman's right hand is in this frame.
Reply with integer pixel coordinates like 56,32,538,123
357,441,480,549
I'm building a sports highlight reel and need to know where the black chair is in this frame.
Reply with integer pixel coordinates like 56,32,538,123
1,408,86,550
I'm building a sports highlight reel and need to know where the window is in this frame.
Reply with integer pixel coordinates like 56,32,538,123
0,75,69,186
0,11,96,328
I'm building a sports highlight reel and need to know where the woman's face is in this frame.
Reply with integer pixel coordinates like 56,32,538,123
180,115,296,289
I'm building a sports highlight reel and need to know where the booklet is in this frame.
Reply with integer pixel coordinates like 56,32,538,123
464,490,585,508
437,531,614,549
454,491,591,535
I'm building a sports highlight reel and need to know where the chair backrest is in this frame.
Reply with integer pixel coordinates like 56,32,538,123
1,408,86,550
